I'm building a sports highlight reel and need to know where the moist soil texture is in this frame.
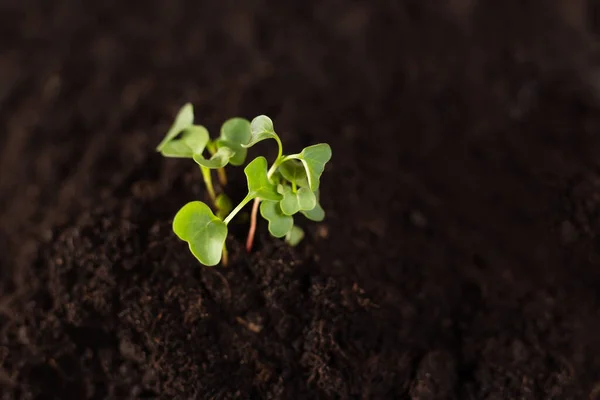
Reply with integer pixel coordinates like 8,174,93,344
2,0,600,399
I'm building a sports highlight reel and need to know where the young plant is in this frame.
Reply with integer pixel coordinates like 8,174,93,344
156,103,248,219
157,104,331,266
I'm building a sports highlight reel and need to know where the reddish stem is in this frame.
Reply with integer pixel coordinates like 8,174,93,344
246,198,260,252
217,168,227,186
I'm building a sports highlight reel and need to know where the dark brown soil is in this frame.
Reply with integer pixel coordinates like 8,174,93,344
2,0,600,399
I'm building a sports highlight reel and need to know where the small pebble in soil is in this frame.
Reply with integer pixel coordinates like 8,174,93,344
236,316,262,333
317,224,329,239
17,326,29,345
409,210,428,228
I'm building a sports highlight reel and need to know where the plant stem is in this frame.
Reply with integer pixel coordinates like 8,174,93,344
221,243,229,266
217,168,227,186
267,155,289,180
266,153,300,181
246,197,261,252
266,159,281,180
265,135,285,180
223,194,254,225
200,166,216,203
274,135,283,160
206,141,226,191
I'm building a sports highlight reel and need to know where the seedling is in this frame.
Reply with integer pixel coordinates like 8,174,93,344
157,104,331,266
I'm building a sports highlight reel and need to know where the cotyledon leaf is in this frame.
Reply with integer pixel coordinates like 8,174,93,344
301,200,325,222
217,118,251,166
159,140,192,158
160,125,210,158
294,143,332,191
156,103,194,151
279,184,316,216
279,159,309,187
180,126,210,154
243,115,278,148
172,201,227,266
193,146,235,169
244,157,282,201
300,189,325,221
260,200,293,238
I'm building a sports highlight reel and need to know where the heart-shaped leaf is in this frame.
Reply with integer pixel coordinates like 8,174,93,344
279,159,309,187
217,118,251,166
244,157,282,201
285,225,305,246
180,126,210,154
243,115,277,148
159,140,192,158
260,200,293,238
301,201,325,222
295,144,332,191
279,185,316,215
160,125,210,158
156,103,194,151
193,146,234,169
172,201,227,266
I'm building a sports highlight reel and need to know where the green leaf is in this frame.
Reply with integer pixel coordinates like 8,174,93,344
260,200,293,238
181,126,210,154
296,187,316,210
243,115,278,148
156,103,194,151
172,201,227,266
300,189,325,221
215,193,233,220
193,146,234,169
279,185,316,215
160,126,210,158
218,118,251,166
160,140,193,158
285,225,305,246
244,157,282,201
301,201,325,222
268,169,283,184
295,143,332,191
251,115,274,134
279,159,309,187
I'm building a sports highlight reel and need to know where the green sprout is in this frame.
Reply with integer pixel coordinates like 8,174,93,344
157,104,331,267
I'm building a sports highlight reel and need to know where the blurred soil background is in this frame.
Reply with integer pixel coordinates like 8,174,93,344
2,0,600,398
